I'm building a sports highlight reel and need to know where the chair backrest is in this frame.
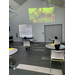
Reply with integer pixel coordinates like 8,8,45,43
51,50,65,60
23,41,30,47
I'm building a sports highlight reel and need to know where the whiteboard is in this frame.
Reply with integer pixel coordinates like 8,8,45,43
19,24,33,38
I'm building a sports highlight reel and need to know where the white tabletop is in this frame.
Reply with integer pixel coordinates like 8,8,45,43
45,44,65,49
9,48,18,55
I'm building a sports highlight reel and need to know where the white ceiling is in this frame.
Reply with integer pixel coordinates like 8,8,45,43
9,0,65,15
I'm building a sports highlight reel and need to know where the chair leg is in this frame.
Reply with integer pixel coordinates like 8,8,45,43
50,60,52,73
50,55,52,73
59,61,62,65
23,47,26,54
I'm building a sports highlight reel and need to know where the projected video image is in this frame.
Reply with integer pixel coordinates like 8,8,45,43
28,7,55,23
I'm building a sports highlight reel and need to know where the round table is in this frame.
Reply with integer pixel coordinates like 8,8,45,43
9,48,18,70
9,48,18,55
45,44,65,49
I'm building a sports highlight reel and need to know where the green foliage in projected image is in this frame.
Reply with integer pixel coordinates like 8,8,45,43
28,7,55,23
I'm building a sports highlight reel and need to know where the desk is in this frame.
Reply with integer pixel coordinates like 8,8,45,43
9,48,18,70
21,36,33,43
20,36,33,42
45,44,65,49
48,39,54,43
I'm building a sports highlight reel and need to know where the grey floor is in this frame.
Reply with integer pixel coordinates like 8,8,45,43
9,42,65,75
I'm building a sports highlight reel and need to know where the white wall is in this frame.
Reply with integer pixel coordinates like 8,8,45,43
9,0,65,42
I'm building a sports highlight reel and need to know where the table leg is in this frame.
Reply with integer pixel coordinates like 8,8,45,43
9,65,15,70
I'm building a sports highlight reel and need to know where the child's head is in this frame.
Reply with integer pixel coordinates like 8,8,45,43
24,37,27,39
55,36,58,39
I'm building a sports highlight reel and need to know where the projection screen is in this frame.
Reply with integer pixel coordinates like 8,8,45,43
28,7,55,23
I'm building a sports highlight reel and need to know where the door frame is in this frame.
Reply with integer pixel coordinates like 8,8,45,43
44,24,62,43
